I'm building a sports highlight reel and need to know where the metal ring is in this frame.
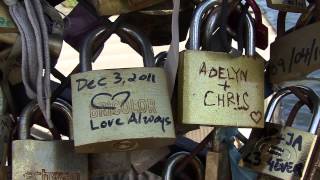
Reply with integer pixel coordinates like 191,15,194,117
163,151,204,180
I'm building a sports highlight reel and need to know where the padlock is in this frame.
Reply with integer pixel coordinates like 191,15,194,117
87,0,166,15
123,0,194,46
268,17,320,83
266,0,307,13
12,99,88,179
163,151,204,180
71,23,175,153
241,86,320,179
178,0,264,127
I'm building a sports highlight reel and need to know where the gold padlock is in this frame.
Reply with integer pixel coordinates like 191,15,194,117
269,20,320,84
266,0,307,13
71,23,175,153
178,0,264,127
87,0,166,15
12,99,88,179
241,86,320,179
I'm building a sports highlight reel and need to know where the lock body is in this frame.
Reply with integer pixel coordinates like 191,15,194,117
269,22,320,84
12,140,88,179
88,0,165,15
71,67,175,153
266,0,307,13
178,50,264,127
242,123,317,179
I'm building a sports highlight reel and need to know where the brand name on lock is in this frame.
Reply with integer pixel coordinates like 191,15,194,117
270,22,320,83
23,169,80,180
243,125,317,178
180,51,264,127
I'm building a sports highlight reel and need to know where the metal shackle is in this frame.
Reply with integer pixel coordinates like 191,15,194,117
204,5,255,56
189,0,219,50
163,151,204,180
80,23,155,72
155,51,167,67
265,86,320,134
19,99,73,140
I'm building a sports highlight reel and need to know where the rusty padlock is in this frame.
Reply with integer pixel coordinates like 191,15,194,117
12,99,88,179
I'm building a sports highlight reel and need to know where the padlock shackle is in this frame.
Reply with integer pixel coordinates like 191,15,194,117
265,86,320,134
204,6,255,56
189,0,219,50
163,151,204,180
245,13,255,56
155,51,167,67
19,99,73,140
80,24,155,72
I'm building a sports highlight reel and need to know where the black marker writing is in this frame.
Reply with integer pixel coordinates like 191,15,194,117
91,91,131,109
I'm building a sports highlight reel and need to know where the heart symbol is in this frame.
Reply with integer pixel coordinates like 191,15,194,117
91,91,131,109
250,111,262,124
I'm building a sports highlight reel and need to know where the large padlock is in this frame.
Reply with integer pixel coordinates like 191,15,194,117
241,86,320,179
266,0,307,13
12,99,88,179
87,0,165,15
178,0,264,127
71,23,175,153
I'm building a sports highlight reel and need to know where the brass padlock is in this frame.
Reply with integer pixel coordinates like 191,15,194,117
71,23,175,153
266,0,307,13
12,99,88,179
269,20,320,84
241,86,320,179
178,0,264,127
87,0,166,15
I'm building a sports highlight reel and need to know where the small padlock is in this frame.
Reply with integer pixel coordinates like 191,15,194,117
71,23,175,153
12,99,88,179
266,0,307,13
178,0,264,127
241,86,320,179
